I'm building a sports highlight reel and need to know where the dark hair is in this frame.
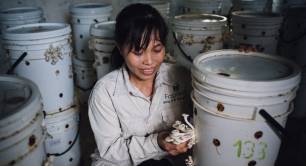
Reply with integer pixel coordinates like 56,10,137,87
111,3,168,69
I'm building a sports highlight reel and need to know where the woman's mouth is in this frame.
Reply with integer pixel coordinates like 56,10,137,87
141,68,155,75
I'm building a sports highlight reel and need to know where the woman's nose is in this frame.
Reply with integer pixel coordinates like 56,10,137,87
142,52,153,65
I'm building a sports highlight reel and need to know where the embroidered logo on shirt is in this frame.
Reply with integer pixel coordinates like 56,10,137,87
163,91,185,104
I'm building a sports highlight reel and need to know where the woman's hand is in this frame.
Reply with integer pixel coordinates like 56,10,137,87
157,131,189,156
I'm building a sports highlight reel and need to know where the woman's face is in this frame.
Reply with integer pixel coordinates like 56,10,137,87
121,35,165,83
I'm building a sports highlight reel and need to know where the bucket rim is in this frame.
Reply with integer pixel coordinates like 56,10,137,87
90,21,115,38
2,23,71,41
172,13,227,27
0,7,43,21
69,2,112,15
0,75,42,127
192,49,301,92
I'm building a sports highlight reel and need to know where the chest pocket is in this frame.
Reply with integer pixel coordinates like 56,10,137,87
161,89,186,127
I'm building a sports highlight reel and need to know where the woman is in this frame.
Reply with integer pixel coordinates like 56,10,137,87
88,3,191,166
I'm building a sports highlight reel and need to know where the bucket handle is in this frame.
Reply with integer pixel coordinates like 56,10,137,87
259,109,287,139
47,121,80,157
172,32,193,62
6,52,27,74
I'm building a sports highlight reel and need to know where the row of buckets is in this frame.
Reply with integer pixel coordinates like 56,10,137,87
1,2,306,166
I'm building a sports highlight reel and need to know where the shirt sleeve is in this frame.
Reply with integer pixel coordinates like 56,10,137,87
88,82,167,166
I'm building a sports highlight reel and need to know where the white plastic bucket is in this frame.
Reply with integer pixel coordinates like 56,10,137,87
172,14,227,68
232,0,269,12
90,21,115,79
137,0,170,19
0,53,10,74
52,137,81,166
191,49,301,166
0,75,46,166
192,95,293,166
279,7,306,66
72,56,96,90
70,2,112,61
231,11,283,54
0,6,44,30
183,0,222,15
0,7,44,70
183,0,232,15
93,51,112,79
2,23,74,114
44,106,80,166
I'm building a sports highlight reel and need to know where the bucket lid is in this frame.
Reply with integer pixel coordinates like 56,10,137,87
0,7,43,21
173,14,227,28
231,11,283,25
90,21,115,38
191,49,301,92
0,75,42,127
70,2,112,15
2,23,71,41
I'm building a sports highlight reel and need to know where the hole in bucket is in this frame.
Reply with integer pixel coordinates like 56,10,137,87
213,139,220,146
25,61,30,66
68,140,72,145
103,57,110,64
55,70,60,76
9,160,16,165
65,124,69,128
59,108,62,111
217,73,230,77
59,93,63,98
254,131,263,139
80,34,83,39
194,108,197,116
94,19,98,23
28,135,36,146
77,19,80,23
248,160,257,166
217,103,224,112
69,158,73,162
81,49,85,53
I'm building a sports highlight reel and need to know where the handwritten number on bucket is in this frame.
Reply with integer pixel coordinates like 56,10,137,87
233,140,267,160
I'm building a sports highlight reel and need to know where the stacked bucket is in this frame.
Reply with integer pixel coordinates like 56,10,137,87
70,2,112,105
89,21,115,80
2,23,80,165
171,14,227,69
231,11,283,54
191,50,301,166
0,75,46,165
232,0,270,12
137,0,170,20
182,0,232,16
279,7,306,118
0,7,44,74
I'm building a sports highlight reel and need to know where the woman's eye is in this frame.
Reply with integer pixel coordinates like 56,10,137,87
132,51,143,56
153,48,162,53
